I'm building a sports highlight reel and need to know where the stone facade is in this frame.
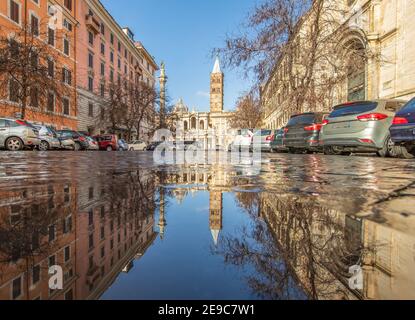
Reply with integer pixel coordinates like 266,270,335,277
262,0,415,130
173,58,234,150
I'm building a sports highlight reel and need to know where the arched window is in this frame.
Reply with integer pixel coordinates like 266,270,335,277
184,121,188,131
191,117,197,129
346,40,366,101
199,120,205,130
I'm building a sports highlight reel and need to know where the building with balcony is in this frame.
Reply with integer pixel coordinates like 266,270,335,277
76,0,158,138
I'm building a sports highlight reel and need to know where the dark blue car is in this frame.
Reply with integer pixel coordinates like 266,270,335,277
390,98,415,158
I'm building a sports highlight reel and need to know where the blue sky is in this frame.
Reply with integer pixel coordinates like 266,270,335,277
101,0,257,112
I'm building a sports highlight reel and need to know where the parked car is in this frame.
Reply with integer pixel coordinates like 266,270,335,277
94,134,119,151
321,100,406,157
252,129,276,152
86,136,99,151
146,141,163,151
0,118,40,151
58,135,76,150
56,130,89,151
284,113,327,153
118,139,129,151
228,129,254,151
270,128,288,153
129,140,147,151
390,97,415,159
34,125,61,151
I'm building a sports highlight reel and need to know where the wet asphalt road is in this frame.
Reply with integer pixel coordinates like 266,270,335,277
0,151,415,300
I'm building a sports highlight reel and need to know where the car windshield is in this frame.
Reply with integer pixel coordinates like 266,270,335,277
287,114,316,126
329,102,378,118
254,130,272,136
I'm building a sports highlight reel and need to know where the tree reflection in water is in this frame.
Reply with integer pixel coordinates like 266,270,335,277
218,192,376,300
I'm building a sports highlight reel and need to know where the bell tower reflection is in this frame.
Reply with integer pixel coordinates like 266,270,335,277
158,188,167,240
209,191,223,246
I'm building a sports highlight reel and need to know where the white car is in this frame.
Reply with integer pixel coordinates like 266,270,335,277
129,140,147,151
228,129,254,151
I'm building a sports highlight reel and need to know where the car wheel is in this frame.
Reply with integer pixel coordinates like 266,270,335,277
39,141,50,151
74,142,81,151
377,136,392,158
106,146,113,151
5,137,24,151
129,147,134,151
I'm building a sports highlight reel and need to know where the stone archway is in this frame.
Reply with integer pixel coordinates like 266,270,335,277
339,30,369,102
191,117,197,130
199,120,205,130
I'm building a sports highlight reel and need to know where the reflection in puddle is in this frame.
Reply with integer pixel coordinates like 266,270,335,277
0,153,414,300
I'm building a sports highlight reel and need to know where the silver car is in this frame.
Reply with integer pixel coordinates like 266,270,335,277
321,99,407,157
86,136,99,150
0,118,40,151
252,129,276,152
34,125,61,151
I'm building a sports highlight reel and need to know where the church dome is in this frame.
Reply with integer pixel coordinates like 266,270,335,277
173,98,189,114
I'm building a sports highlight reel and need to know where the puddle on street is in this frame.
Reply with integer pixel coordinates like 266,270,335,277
0,152,415,300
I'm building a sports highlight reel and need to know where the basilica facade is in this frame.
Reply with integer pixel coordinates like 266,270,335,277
172,59,235,150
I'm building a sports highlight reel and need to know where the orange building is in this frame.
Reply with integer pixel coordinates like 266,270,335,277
0,0,78,130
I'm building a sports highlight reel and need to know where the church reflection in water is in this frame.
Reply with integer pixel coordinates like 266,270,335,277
0,163,414,300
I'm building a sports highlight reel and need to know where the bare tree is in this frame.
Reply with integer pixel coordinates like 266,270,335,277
230,93,263,129
215,0,379,117
0,21,72,120
99,78,128,134
125,80,159,141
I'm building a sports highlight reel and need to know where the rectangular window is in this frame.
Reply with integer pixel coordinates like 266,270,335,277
101,62,105,76
88,53,94,69
100,23,105,35
88,31,94,45
63,38,70,56
48,255,56,268
110,51,114,63
48,224,56,242
64,246,70,262
32,265,40,285
63,216,72,234
110,33,114,45
10,0,20,24
47,92,55,112
88,77,94,92
64,0,72,11
101,42,105,55
88,234,94,249
88,103,94,117
48,28,55,46
30,87,39,108
62,68,72,85
63,97,70,115
48,59,54,78
100,83,105,97
12,277,22,300
31,14,39,36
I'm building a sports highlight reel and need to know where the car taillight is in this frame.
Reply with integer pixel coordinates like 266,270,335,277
266,135,274,141
304,124,322,131
79,136,86,142
392,116,409,125
15,120,29,126
322,119,329,126
357,113,388,121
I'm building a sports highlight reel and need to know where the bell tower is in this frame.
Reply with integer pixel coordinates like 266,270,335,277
210,57,224,113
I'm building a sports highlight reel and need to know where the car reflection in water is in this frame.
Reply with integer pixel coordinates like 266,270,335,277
0,153,414,300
